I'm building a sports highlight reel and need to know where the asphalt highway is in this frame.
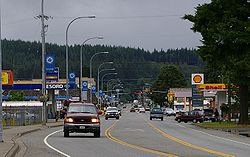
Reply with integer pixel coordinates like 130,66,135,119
20,105,250,157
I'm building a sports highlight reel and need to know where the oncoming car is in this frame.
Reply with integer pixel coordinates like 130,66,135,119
63,103,102,137
150,108,164,121
105,107,120,120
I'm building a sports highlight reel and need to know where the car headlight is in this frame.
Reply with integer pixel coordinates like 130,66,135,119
91,118,100,123
65,118,74,123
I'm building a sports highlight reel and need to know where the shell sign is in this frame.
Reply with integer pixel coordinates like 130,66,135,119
191,74,204,85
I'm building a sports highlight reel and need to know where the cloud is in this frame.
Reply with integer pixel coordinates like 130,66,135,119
1,0,208,51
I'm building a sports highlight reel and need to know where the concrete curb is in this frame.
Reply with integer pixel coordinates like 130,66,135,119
193,124,250,137
4,123,63,157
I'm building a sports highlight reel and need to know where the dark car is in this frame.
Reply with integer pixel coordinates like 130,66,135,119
105,107,119,120
63,103,101,137
130,107,136,112
175,110,203,123
203,109,216,122
150,108,164,121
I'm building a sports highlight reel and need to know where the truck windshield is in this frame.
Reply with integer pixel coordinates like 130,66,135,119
68,105,97,114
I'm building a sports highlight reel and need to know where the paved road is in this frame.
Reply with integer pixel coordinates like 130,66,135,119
20,106,250,157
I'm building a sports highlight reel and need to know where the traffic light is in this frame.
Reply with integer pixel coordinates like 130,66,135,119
133,92,137,95
140,91,143,95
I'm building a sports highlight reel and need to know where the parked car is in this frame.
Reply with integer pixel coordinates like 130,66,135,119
63,103,101,137
145,107,150,111
139,107,146,113
150,108,164,121
164,108,176,116
175,110,203,123
203,109,216,122
105,107,119,120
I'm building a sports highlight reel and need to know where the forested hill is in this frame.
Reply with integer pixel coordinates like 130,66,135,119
2,39,203,82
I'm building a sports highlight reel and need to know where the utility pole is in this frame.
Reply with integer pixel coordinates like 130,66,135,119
0,0,3,142
36,0,51,124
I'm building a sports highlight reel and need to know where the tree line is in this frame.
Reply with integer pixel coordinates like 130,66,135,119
1,39,203,82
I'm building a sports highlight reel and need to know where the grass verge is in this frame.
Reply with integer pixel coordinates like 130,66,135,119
194,121,250,128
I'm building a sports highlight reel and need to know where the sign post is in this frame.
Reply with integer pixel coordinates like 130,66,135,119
82,81,88,101
45,53,56,123
191,74,204,110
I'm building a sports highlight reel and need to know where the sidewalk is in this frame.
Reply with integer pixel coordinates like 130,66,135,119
0,119,63,157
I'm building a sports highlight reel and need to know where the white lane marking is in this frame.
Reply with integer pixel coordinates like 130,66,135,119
175,123,250,147
44,129,71,157
124,128,145,132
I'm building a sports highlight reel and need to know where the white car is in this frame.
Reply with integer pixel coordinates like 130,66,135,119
139,107,145,113
164,108,176,116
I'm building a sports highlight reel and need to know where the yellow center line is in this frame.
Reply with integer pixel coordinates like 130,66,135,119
105,121,178,157
147,122,235,157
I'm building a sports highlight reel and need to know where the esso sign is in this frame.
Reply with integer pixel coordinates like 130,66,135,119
46,84,64,89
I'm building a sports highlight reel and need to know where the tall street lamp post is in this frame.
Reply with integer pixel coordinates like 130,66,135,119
106,79,121,95
65,15,95,98
97,62,113,105
89,52,109,103
79,37,103,102
0,0,3,142
101,72,117,91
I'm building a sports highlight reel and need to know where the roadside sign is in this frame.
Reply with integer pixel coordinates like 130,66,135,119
99,90,103,96
69,72,76,83
192,85,203,107
82,81,88,91
2,70,13,85
46,67,59,82
46,82,76,90
45,53,55,73
191,74,204,85
91,86,96,94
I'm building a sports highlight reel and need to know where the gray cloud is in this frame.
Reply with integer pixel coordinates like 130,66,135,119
1,0,209,51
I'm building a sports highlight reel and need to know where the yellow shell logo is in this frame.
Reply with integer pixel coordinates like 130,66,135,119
193,75,202,83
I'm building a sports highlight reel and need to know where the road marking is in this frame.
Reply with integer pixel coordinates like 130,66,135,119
124,128,145,132
44,129,71,157
147,122,235,157
105,121,178,157
175,123,250,147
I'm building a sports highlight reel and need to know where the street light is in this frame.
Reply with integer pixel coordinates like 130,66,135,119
106,79,121,95
101,72,117,91
79,37,104,102
97,62,113,105
65,15,95,99
112,84,123,90
89,51,109,103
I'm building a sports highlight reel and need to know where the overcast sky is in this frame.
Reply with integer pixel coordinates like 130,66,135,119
1,0,210,51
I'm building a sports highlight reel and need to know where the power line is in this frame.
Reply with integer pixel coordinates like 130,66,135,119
53,14,182,20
